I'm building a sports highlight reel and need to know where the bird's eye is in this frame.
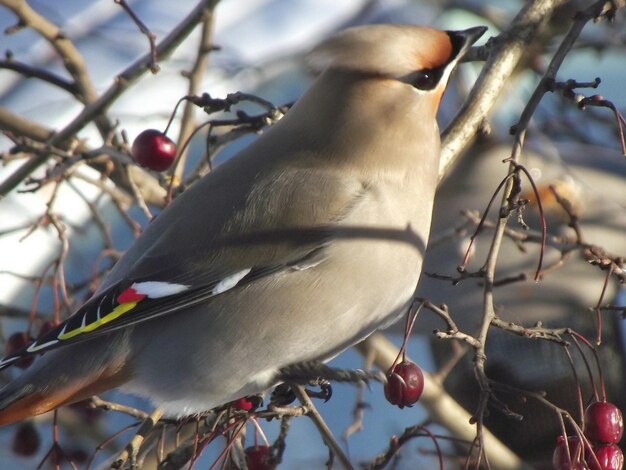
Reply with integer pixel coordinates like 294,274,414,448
409,68,443,91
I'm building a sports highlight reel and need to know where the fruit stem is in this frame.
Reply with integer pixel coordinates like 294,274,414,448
251,418,270,447
391,300,424,368
163,95,190,136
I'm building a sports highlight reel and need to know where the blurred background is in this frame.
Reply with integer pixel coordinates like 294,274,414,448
1,0,625,468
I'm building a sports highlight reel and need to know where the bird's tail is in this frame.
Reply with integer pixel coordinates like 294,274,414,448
0,341,130,426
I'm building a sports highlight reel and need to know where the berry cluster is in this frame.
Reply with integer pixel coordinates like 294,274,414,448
553,401,624,470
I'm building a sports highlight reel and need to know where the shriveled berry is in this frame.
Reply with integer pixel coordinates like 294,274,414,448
552,435,585,470
589,444,624,470
245,445,271,470
11,422,40,456
384,360,424,408
585,402,624,444
131,129,176,171
5,332,34,369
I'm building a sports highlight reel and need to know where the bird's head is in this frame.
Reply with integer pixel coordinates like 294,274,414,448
307,24,487,110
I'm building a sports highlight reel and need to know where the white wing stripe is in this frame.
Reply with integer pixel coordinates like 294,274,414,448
27,339,59,353
96,296,104,320
133,281,189,298
212,269,252,295
0,356,19,368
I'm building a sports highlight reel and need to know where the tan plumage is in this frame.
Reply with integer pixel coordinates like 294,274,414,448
0,24,486,425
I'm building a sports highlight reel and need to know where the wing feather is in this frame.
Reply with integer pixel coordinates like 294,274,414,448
0,165,366,370
0,247,328,370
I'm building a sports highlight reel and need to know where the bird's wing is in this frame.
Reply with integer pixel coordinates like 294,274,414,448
0,165,368,370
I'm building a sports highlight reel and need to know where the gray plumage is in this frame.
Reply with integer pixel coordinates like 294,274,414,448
0,24,486,423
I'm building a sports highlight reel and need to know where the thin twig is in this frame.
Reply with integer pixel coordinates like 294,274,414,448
174,8,216,180
0,106,56,142
439,0,572,180
0,56,78,94
292,384,353,470
111,407,164,469
0,0,113,140
0,0,97,102
114,0,160,73
0,0,221,199
87,396,149,421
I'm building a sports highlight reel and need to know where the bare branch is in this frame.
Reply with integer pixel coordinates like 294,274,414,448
174,9,217,179
292,385,353,470
0,0,98,102
0,0,221,199
0,56,78,94
440,0,572,180
114,0,160,73
0,106,55,142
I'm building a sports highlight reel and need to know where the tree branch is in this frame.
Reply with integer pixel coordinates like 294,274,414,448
0,106,55,142
439,0,571,180
174,7,217,180
292,385,353,469
0,0,221,199
0,0,97,102
0,57,78,94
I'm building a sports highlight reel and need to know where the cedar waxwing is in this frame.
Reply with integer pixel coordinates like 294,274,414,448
0,24,486,425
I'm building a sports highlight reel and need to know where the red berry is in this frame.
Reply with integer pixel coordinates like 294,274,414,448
131,129,176,171
232,397,254,411
5,332,34,369
552,435,585,470
11,422,40,456
588,444,624,470
585,402,624,444
384,360,424,408
245,445,271,470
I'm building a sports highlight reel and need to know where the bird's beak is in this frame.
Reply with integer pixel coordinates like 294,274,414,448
447,26,488,62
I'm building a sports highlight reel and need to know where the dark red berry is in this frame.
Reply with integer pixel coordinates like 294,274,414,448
5,332,34,369
585,402,624,444
11,422,40,456
131,129,176,171
552,435,585,470
589,444,624,470
245,445,271,470
384,360,424,408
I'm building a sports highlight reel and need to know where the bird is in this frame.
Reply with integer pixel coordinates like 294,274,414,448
0,24,486,425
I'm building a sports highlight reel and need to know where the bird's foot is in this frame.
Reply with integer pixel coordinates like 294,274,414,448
274,361,384,404
279,360,383,384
